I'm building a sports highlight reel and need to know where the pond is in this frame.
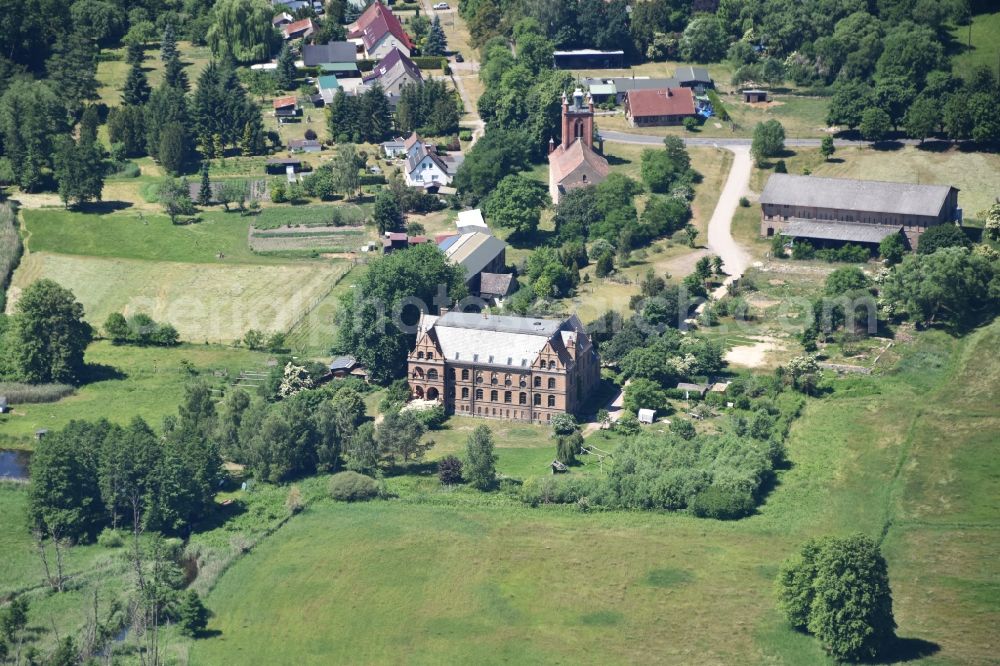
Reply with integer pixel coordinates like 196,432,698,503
0,449,30,481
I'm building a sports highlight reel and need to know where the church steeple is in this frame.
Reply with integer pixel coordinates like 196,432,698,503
560,88,594,150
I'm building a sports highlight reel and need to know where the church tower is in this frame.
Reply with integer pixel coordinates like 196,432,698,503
560,88,594,150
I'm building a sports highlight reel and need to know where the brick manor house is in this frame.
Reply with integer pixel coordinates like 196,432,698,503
407,311,601,423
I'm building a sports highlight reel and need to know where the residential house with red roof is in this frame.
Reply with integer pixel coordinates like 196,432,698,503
547,89,609,204
624,87,697,127
282,17,315,41
347,0,414,59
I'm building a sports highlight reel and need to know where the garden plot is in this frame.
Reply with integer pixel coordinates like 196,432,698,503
248,225,372,253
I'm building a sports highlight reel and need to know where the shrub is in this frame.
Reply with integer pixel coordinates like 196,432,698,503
459,129,472,142
739,196,750,207
437,455,463,485
97,528,124,548
520,476,605,507
304,128,317,140
689,485,756,519
329,471,378,501
413,404,447,429
285,485,304,514
682,116,698,132
669,418,697,440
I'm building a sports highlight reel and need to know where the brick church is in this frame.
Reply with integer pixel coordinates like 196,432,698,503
547,88,609,204
407,311,601,424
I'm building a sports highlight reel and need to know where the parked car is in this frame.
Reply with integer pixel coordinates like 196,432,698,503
432,2,449,9
454,52,464,63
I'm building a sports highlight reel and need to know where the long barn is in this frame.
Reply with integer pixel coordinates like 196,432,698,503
759,174,961,250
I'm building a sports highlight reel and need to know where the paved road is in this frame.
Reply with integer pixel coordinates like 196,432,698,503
600,131,917,290
601,130,882,148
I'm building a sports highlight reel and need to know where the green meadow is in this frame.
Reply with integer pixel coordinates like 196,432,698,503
190,321,1000,665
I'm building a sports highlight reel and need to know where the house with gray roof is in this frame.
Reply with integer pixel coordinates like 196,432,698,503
407,311,601,423
583,76,683,104
362,47,423,96
301,41,360,77
674,66,713,91
438,231,507,295
760,173,961,250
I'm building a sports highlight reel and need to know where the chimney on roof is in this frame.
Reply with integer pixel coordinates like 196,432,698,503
548,136,555,154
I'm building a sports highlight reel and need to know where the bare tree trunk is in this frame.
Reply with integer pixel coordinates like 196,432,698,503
52,531,67,593
33,527,54,591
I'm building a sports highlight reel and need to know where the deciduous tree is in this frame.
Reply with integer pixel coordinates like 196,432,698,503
465,425,497,490
12,280,92,384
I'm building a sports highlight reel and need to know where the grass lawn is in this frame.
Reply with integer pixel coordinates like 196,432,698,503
191,319,1000,665
948,9,1000,81
21,209,312,265
0,341,274,443
96,41,213,107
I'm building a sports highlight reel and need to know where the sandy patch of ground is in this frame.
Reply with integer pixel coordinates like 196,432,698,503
7,193,62,209
725,336,785,368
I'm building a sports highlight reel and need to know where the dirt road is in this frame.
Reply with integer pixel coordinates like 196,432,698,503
706,145,752,286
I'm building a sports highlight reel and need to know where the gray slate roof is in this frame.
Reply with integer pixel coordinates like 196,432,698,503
761,174,955,217
425,312,565,368
782,220,902,244
675,66,711,83
330,355,357,371
302,41,358,66
478,272,514,297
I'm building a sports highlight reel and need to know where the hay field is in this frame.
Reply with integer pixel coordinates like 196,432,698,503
8,252,349,343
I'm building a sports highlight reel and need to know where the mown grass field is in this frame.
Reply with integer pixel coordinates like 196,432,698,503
22,209,294,265
191,321,1000,665
10,208,352,343
8,251,348,343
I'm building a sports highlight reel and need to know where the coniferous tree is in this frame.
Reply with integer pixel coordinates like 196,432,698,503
122,60,152,105
160,22,178,62
145,82,188,158
126,41,145,66
158,122,189,175
197,161,212,205
360,82,392,142
424,16,447,56
327,88,357,141
276,43,296,91
46,31,100,117
163,54,189,92
79,105,100,144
